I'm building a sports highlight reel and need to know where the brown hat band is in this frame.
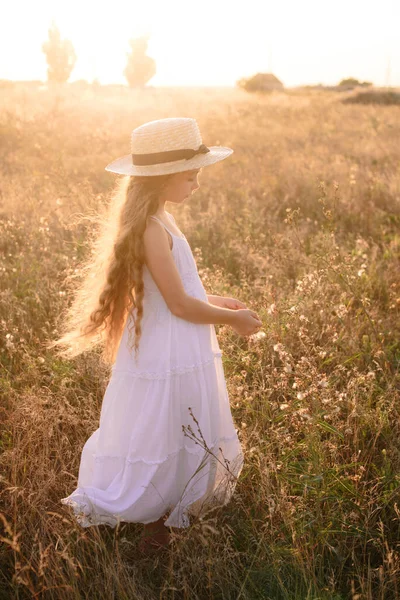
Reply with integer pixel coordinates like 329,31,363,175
132,143,210,166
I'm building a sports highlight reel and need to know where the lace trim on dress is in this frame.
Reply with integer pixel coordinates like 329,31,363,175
111,351,223,379
144,269,204,321
144,270,200,295
61,434,243,528
180,270,201,295
92,432,241,466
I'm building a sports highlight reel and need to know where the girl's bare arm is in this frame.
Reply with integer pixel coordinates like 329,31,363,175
174,295,238,325
143,221,238,326
206,294,225,307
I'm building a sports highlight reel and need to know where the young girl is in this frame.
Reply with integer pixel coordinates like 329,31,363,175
51,117,262,553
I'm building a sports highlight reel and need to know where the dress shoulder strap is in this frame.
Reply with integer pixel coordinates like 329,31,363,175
149,215,176,238
149,214,183,239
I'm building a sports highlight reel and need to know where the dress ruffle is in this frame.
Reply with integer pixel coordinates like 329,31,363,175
61,433,243,528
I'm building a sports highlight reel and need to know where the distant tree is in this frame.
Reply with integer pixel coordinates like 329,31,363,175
124,36,156,88
339,78,360,87
338,78,373,88
237,73,284,92
42,22,77,83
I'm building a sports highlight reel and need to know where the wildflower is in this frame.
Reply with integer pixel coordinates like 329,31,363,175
249,330,266,341
267,303,276,315
273,343,284,353
297,392,304,400
280,403,289,410
296,408,312,421
267,497,276,516
335,304,347,318
5,334,15,353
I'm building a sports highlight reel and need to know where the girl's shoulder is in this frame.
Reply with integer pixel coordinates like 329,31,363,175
145,214,174,250
166,211,176,223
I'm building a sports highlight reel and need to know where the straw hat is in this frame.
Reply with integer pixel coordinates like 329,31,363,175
105,117,233,176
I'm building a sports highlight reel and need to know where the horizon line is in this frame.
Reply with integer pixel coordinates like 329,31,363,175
1,78,397,90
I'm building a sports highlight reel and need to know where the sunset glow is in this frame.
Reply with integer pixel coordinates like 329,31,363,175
2,0,400,87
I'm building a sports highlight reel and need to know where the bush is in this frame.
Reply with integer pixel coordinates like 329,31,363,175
343,90,400,105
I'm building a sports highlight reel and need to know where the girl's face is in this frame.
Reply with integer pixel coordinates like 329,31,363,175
163,169,201,205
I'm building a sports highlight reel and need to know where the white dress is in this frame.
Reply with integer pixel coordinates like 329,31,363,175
61,211,244,528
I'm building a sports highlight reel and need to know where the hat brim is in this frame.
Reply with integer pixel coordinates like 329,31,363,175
105,146,233,176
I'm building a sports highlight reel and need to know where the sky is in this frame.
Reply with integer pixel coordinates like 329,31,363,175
1,0,399,87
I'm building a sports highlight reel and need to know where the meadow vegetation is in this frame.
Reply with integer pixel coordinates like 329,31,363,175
0,84,399,599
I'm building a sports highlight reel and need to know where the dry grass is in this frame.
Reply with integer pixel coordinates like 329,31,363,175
0,83,399,599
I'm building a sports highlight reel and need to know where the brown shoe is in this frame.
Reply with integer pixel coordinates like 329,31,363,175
138,517,171,555
138,528,171,555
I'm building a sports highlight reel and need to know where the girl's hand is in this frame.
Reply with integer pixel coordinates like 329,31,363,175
230,309,262,337
223,297,247,310
221,296,247,310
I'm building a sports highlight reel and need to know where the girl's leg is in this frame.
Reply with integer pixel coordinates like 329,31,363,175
139,515,170,553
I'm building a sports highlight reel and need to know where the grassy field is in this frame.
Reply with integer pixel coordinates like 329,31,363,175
0,83,399,599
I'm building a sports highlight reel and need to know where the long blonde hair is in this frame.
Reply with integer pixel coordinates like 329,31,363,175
47,173,173,365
